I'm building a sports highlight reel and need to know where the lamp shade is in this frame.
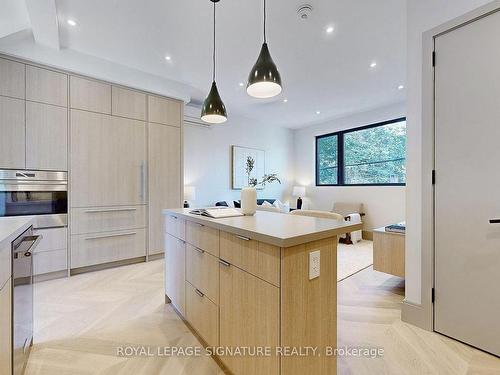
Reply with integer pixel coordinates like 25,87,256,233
201,81,227,124
184,186,196,201
292,186,306,197
246,43,282,99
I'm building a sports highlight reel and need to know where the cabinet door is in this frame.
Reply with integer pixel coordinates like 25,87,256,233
0,58,25,99
0,96,25,169
148,123,181,255
112,86,146,120
220,264,280,375
165,234,185,315
148,95,182,127
70,76,111,114
26,65,68,107
0,278,12,375
26,101,68,171
70,110,146,207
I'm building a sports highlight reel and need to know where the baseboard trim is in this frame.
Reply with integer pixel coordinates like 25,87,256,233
70,256,146,275
33,270,67,283
401,300,432,331
148,253,164,261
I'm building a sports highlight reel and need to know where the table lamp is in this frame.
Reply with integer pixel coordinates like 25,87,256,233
292,186,306,209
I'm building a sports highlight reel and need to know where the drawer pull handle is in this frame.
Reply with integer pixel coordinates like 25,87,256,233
219,259,231,267
236,235,251,241
194,247,205,254
85,208,137,213
171,216,178,220
195,288,204,298
85,232,136,240
178,238,186,244
194,223,204,227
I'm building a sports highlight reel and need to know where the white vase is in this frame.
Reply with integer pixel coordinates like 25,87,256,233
241,187,257,216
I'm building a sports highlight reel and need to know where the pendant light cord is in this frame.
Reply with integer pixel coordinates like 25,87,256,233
263,0,267,43
213,1,216,82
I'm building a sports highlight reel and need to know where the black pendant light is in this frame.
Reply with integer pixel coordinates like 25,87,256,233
247,0,282,99
201,0,227,124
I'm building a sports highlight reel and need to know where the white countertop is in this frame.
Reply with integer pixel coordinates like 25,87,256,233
0,216,35,250
163,209,362,248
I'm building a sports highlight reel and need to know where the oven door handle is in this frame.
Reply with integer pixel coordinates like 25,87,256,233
13,235,43,258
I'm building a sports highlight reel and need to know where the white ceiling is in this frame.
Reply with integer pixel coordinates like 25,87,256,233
3,0,407,129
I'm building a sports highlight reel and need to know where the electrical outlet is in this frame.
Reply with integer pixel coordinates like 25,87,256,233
309,250,320,280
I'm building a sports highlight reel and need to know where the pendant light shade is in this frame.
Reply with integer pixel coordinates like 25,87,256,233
247,0,282,99
201,81,227,124
201,0,227,124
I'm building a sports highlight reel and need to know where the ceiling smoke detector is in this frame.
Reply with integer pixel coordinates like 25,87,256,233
297,4,313,20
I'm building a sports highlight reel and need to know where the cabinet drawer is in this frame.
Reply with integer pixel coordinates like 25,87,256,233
33,227,67,252
70,228,146,268
34,249,67,275
0,245,10,289
70,76,111,114
186,281,219,347
27,66,68,107
112,86,146,120
220,231,280,287
164,214,185,240
71,206,146,235
186,221,219,257
186,244,219,304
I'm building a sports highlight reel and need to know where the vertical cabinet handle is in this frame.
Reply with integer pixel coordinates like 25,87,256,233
219,259,231,267
195,289,204,298
140,161,146,203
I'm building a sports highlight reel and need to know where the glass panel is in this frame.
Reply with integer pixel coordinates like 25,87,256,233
344,120,406,184
317,135,338,185
0,191,68,217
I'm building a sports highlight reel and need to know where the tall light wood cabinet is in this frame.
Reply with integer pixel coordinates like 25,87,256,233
70,109,146,208
148,119,182,255
0,96,25,169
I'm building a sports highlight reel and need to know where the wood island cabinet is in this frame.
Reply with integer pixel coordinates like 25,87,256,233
163,209,362,375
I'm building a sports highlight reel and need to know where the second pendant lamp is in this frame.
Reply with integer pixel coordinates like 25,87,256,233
201,0,227,124
247,0,282,99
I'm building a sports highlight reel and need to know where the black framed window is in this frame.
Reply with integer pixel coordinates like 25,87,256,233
316,117,406,186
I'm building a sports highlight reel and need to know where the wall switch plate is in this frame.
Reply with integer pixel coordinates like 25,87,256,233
309,250,320,280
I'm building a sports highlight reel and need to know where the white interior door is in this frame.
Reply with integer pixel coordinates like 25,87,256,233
435,10,500,357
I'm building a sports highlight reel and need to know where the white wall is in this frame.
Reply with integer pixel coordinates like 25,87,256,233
405,0,493,307
293,102,406,231
184,114,294,208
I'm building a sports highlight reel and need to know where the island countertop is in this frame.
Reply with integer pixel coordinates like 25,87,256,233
162,208,362,248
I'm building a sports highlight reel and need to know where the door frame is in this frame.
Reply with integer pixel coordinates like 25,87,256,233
418,0,500,332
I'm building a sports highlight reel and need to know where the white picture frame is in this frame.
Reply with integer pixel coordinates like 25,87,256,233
232,146,265,190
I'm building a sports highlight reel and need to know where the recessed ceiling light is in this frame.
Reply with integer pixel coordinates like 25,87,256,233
283,98,288,103
370,61,377,68
239,82,244,87
67,19,77,26
316,110,321,115
165,56,172,61
326,26,334,33
398,85,405,90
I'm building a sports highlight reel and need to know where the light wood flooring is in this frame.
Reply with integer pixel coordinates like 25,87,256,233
26,260,500,375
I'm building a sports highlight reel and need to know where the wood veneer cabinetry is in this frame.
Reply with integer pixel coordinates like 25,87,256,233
0,96,25,169
164,212,342,375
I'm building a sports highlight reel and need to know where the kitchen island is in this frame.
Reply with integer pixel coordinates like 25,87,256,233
162,209,362,375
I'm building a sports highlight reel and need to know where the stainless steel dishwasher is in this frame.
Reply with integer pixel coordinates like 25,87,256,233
12,226,41,375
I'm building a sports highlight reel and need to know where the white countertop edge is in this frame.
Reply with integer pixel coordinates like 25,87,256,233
0,216,36,250
162,209,363,248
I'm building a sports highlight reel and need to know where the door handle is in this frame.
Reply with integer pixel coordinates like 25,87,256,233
489,219,500,224
194,247,205,254
195,288,204,298
236,235,251,241
219,259,230,267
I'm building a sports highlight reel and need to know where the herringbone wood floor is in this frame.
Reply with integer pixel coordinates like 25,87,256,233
25,260,500,375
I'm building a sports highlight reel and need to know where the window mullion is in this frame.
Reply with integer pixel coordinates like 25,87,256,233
338,133,344,185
